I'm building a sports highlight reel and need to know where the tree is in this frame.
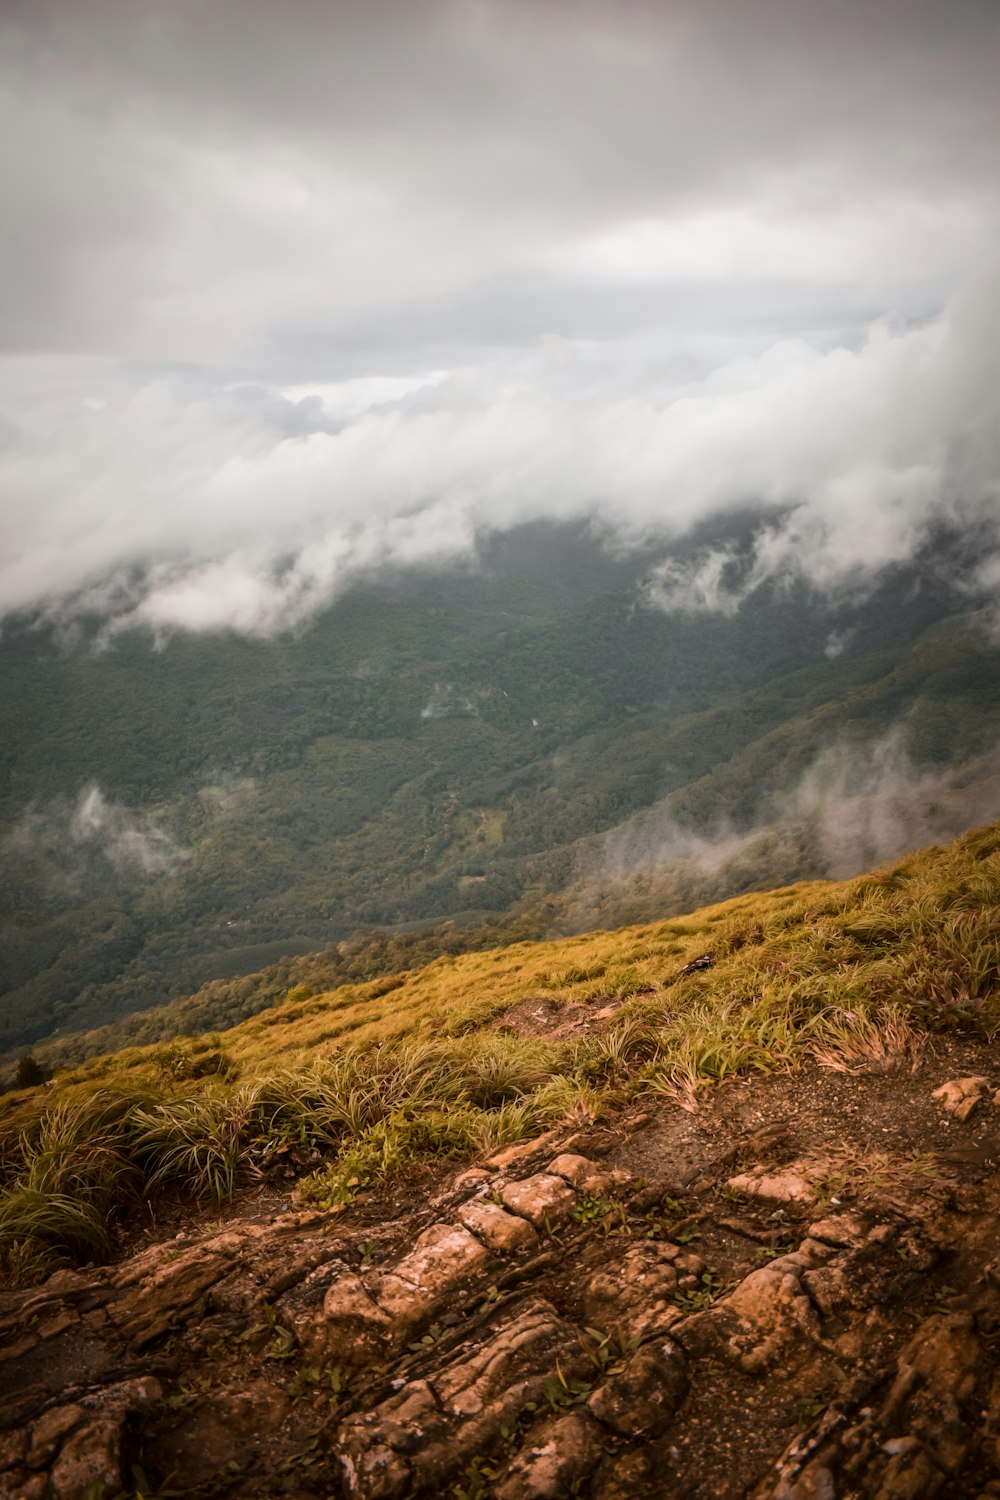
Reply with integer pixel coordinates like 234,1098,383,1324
14,1054,48,1088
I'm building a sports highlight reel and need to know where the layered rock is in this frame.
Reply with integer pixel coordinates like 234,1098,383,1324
2,1063,999,1499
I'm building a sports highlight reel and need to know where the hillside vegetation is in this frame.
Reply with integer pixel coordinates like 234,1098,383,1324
4,520,999,1056
2,819,998,1286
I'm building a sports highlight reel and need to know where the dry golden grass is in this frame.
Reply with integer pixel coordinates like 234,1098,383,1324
1,821,997,1279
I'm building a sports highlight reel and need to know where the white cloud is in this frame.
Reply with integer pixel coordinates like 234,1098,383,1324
10,784,187,879
560,200,993,302
589,727,1000,910
0,3,996,633
0,264,995,636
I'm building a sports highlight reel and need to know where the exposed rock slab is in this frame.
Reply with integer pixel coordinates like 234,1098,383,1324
456,1197,539,1254
500,1173,576,1228
547,1152,629,1195
587,1338,689,1437
3,1044,1000,1500
932,1075,991,1120
371,1221,492,1336
493,1410,604,1499
758,1312,987,1499
678,1251,824,1374
726,1158,828,1207
335,1299,580,1499
584,1242,695,1342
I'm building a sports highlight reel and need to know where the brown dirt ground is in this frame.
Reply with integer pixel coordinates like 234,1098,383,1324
3,1033,1000,1498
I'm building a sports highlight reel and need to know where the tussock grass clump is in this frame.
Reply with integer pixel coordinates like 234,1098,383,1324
0,1191,112,1282
1,822,998,1282
132,1093,251,1204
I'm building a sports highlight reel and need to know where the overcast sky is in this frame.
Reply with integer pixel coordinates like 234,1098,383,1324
0,0,997,635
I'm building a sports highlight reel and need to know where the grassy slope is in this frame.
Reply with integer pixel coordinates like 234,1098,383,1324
2,819,997,1283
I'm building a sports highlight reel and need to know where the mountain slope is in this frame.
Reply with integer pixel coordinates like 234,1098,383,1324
0,823,998,1498
3,521,998,1054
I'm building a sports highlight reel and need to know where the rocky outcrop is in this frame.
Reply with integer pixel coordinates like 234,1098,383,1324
583,1241,696,1342
759,1310,991,1499
725,1158,828,1207
586,1338,689,1437
932,1074,991,1120
500,1173,577,1228
457,1198,539,1254
2,1056,999,1498
337,1299,582,1499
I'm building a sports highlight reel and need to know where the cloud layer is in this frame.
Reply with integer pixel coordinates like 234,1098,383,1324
0,1,996,633
2,0,996,359
1,264,996,636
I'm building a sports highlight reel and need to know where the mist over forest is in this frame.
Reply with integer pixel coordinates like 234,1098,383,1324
3,517,998,1060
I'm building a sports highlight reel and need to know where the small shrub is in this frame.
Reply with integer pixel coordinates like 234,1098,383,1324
13,1056,48,1090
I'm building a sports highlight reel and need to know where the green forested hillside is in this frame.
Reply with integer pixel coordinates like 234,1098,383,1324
2,522,999,1056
